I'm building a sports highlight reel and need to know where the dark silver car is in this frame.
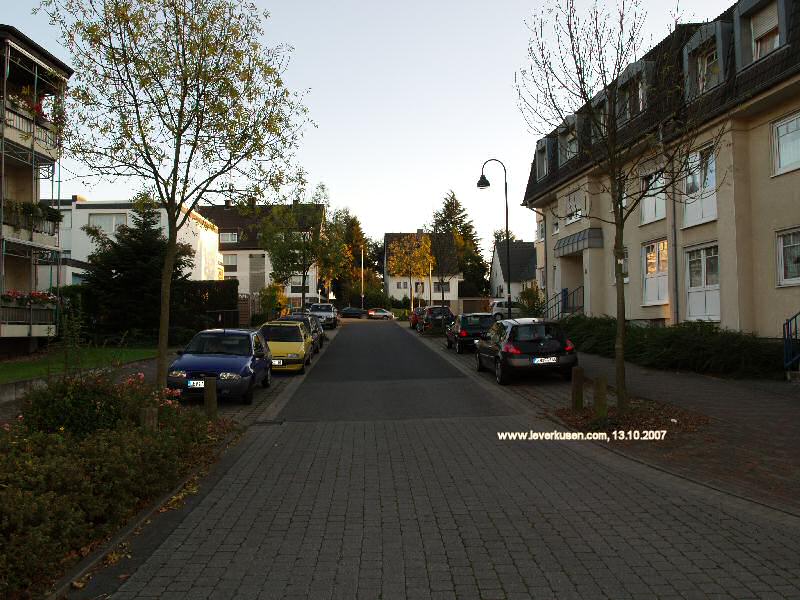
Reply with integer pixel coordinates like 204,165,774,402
309,303,338,329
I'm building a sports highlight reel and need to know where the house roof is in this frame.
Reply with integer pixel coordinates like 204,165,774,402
493,241,537,282
199,202,323,251
0,25,74,77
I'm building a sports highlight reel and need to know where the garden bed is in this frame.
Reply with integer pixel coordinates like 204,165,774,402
0,371,236,598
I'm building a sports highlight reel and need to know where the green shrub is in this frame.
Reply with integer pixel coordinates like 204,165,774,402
563,315,784,379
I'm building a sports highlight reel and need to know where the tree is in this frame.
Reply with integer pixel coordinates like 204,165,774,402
42,0,307,385
82,198,193,334
258,282,288,322
428,221,460,328
518,284,546,317
493,229,517,248
433,192,488,297
258,187,329,309
518,0,726,410
315,208,354,300
387,234,432,310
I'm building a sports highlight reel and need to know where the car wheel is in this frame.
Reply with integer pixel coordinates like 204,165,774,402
495,359,509,385
384,315,390,320
475,352,484,372
242,387,254,405
306,353,312,365
455,340,463,354
299,362,306,374
446,338,453,349
261,367,272,388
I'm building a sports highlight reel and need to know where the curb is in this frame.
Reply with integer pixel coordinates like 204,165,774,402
409,325,800,521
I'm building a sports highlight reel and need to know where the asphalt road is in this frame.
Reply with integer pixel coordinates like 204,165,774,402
92,319,800,599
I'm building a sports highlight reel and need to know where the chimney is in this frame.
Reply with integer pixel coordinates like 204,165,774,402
72,194,87,203
224,198,230,207
417,228,424,234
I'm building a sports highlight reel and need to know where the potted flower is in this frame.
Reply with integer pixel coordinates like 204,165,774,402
1,290,27,306
28,291,57,307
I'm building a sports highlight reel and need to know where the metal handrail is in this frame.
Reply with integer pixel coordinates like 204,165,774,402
543,285,585,320
784,310,800,371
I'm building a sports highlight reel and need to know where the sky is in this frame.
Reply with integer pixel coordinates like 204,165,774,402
10,0,731,259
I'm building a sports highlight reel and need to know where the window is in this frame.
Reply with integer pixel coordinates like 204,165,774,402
592,103,607,141
396,281,402,290
222,254,237,271
403,281,408,289
60,211,72,229
616,88,630,123
552,219,560,235
773,112,800,175
642,240,669,305
219,231,238,243
612,248,629,284
638,77,647,113
565,191,583,225
687,245,720,320
434,281,450,293
640,173,666,224
224,275,237,281
697,44,720,93
289,274,305,285
684,147,717,227
88,213,126,235
415,282,424,294
560,129,578,164
537,219,545,240
778,229,800,286
536,146,548,180
752,2,779,60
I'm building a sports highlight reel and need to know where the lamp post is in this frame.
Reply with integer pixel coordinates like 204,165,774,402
360,244,364,310
477,158,512,320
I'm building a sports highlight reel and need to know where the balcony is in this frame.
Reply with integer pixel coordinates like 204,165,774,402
2,200,60,247
0,304,57,338
2,103,60,161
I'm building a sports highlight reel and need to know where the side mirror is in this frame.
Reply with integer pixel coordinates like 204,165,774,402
254,351,265,359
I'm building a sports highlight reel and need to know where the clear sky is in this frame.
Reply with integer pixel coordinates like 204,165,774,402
10,0,730,258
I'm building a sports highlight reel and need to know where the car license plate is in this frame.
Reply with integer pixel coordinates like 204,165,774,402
272,359,283,366
187,380,205,388
533,357,557,364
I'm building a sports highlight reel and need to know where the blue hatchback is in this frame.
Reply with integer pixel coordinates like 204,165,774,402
167,329,271,404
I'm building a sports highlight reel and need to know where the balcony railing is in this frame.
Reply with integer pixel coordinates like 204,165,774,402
1,305,57,325
2,208,58,236
3,104,58,148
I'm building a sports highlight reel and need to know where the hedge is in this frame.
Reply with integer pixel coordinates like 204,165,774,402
562,315,784,379
0,372,232,598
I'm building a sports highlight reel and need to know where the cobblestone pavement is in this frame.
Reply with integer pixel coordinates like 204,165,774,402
101,322,800,599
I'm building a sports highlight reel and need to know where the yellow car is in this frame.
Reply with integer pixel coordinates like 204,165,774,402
259,321,313,373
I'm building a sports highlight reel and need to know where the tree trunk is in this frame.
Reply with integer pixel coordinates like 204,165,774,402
440,283,445,333
409,275,414,310
156,228,179,388
301,269,307,310
613,221,628,412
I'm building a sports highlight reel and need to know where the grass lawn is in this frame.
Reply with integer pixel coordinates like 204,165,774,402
0,347,157,385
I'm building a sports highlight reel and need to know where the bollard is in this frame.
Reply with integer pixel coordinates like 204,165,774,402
140,406,158,431
571,367,584,410
593,375,607,420
204,377,218,419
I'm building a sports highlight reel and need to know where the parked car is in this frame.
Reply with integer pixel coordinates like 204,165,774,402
167,328,271,404
416,306,455,333
409,306,425,329
475,318,577,385
446,312,495,354
367,308,395,320
259,321,313,373
309,303,338,329
489,300,526,320
279,314,323,353
340,306,366,319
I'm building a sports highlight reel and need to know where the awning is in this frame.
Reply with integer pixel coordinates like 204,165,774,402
554,227,603,257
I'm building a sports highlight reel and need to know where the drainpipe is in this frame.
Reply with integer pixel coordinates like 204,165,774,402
529,205,548,301
671,192,679,324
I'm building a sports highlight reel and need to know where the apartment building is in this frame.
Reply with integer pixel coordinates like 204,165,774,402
488,241,538,300
43,196,223,287
0,26,72,351
198,203,322,308
383,232,463,307
524,0,800,338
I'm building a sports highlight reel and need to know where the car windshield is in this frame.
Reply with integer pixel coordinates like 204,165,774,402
185,332,251,355
429,307,448,316
262,325,303,342
464,315,494,328
513,324,565,342
310,304,332,312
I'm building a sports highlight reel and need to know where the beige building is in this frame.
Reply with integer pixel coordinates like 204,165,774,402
0,26,72,352
525,0,800,340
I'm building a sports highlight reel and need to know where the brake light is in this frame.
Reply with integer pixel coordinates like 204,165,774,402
502,343,522,355
459,329,468,337
565,339,575,353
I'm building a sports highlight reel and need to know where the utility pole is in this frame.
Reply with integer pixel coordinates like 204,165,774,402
428,262,432,305
360,244,364,310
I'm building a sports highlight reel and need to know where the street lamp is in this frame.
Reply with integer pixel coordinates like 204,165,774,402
477,159,512,320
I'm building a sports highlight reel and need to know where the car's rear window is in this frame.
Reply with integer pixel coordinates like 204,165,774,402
463,315,494,328
310,304,332,311
185,332,251,355
513,324,565,342
262,325,303,342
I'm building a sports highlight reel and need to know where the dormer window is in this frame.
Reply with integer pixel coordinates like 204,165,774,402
536,142,548,180
559,127,578,165
752,2,779,59
697,44,720,93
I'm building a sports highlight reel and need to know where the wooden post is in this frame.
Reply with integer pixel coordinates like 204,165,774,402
594,375,607,420
140,407,158,431
571,367,584,410
204,377,218,419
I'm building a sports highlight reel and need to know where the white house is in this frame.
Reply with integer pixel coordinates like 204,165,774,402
38,195,223,288
489,240,538,301
198,202,322,308
383,231,463,307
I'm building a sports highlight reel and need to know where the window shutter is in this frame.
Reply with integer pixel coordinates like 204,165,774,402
751,2,778,40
